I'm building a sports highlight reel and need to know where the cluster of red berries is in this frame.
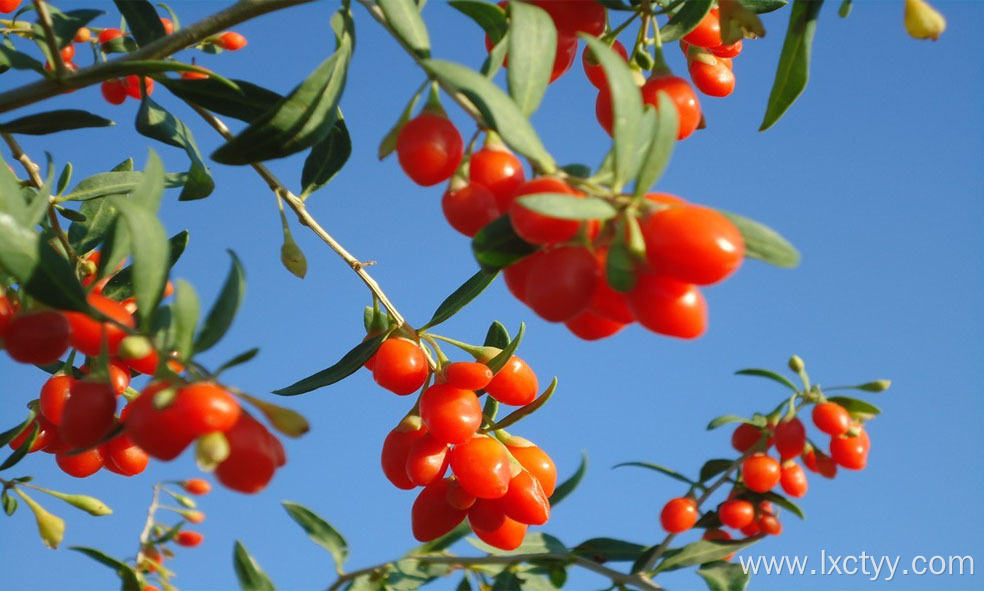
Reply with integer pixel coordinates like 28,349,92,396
369,337,557,550
680,8,743,98
658,399,872,552
0,254,283,494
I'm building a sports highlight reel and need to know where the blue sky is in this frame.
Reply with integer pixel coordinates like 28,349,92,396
1,1,982,590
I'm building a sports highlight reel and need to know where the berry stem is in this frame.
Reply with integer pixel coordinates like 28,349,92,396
136,483,162,567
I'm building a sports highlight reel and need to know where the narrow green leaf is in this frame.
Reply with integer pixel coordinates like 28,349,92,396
112,198,168,326
706,414,764,431
515,193,617,221
471,215,537,272
698,459,735,482
69,546,142,590
171,279,199,361
422,270,498,329
759,490,805,519
0,214,87,311
605,239,638,293
825,396,881,418
421,59,555,172
0,43,44,74
660,0,714,42
216,348,260,374
696,560,751,591
63,171,144,201
0,421,38,471
612,461,698,487
483,321,510,348
581,35,642,189
136,96,214,201
282,502,348,573
654,537,763,573
273,333,388,396
194,250,245,353
378,0,431,58
760,0,824,131
378,87,424,160
486,322,524,373
489,377,556,431
549,451,587,506
734,368,799,391
113,0,166,47
162,78,283,123
507,2,555,116
56,163,72,195
300,114,351,197
449,0,508,42
233,541,276,591
633,94,678,198
739,0,788,13
0,110,113,135
573,538,648,563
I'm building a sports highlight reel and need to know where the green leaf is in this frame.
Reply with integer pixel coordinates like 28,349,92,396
654,537,762,573
450,0,508,42
273,332,388,396
0,110,113,135
111,199,168,326
171,279,199,361
549,451,586,506
573,538,647,563
471,215,537,272
113,0,166,47
377,0,430,58
488,377,556,431
612,461,698,487
605,239,638,293
581,35,642,190
0,415,35,449
63,171,144,201
739,0,788,14
377,87,424,160
282,501,348,573
660,0,714,42
0,421,38,471
233,541,276,591
482,31,509,78
212,8,353,165
0,43,44,74
706,414,764,430
507,2,555,116
633,94,678,198
825,396,881,418
486,322,524,373
483,321,510,348
136,96,214,201
56,163,72,195
515,194,617,221
215,348,260,374
161,78,283,123
0,214,87,311
100,230,189,301
194,250,245,353
2,490,17,516
734,368,799,391
422,270,499,329
560,163,592,178
300,114,351,197
70,546,143,591
696,561,751,591
759,0,823,131
699,459,735,482
421,59,555,172
759,490,805,519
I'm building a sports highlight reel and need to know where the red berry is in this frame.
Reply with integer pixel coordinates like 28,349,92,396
468,497,506,531
565,309,626,340
741,454,781,492
505,438,557,496
802,446,838,479
689,57,735,97
101,80,128,105
712,40,742,58
175,530,203,547
626,272,707,339
508,177,585,245
484,356,538,406
419,384,482,444
98,28,124,45
500,470,550,525
412,478,467,542
445,478,477,510
39,374,76,425
524,246,599,322
780,461,808,497
159,18,174,35
469,147,525,211
372,339,429,395
503,251,543,304
449,435,512,499
532,0,606,37
660,497,698,533
8,417,55,452
0,0,21,13
104,434,149,476
588,250,634,324
182,478,212,495
56,446,104,478
63,292,135,356
773,417,806,460
812,402,851,436
731,423,763,453
583,40,628,90
74,28,91,43
442,182,500,237
549,35,578,83
681,8,722,48
59,44,75,62
758,513,782,536
405,433,450,487
60,379,117,450
642,75,701,140
217,31,247,50
472,512,528,551
0,294,14,337
641,204,743,285
4,311,71,364
215,411,280,493
718,499,754,529
396,114,463,187
829,429,869,470
123,75,154,99
381,417,427,489
444,361,494,391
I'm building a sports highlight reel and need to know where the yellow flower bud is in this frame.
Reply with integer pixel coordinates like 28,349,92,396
905,0,946,41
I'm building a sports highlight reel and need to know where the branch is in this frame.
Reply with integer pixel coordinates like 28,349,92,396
328,552,663,591
0,0,314,114
185,104,412,332
32,0,66,78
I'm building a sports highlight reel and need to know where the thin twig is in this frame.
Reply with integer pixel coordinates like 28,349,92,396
185,104,412,332
0,0,314,114
32,0,66,78
327,552,662,591
136,483,161,563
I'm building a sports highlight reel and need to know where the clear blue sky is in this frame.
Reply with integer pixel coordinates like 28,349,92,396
1,2,981,590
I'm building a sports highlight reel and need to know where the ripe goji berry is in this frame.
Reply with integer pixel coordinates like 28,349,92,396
419,384,482,444
758,513,782,535
406,433,450,487
217,31,247,50
123,75,154,99
0,294,13,336
175,531,204,547
583,40,628,90
412,478,467,542
215,411,280,493
503,251,543,304
780,460,808,497
98,28,123,45
39,374,75,425
524,246,599,322
104,434,149,476
731,423,763,453
469,146,525,211
830,429,869,470
159,18,174,35
773,417,806,460
812,402,851,436
472,512,528,551
182,478,212,495
641,75,702,140
445,478,477,510
626,272,707,339
485,356,538,406
101,80,128,105
381,416,427,490
441,182,500,238
372,338,429,395
60,379,117,449
500,470,550,525
63,292,135,356
681,7,722,48
504,436,557,496
718,499,755,529
4,311,71,364
396,114,463,187
565,309,626,340
802,445,838,479
449,435,512,499
641,204,744,285
532,0,606,37
444,361,494,391
660,497,698,533
8,417,55,452
689,56,735,97
702,529,736,560
56,446,104,478
712,39,742,58
741,453,781,492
